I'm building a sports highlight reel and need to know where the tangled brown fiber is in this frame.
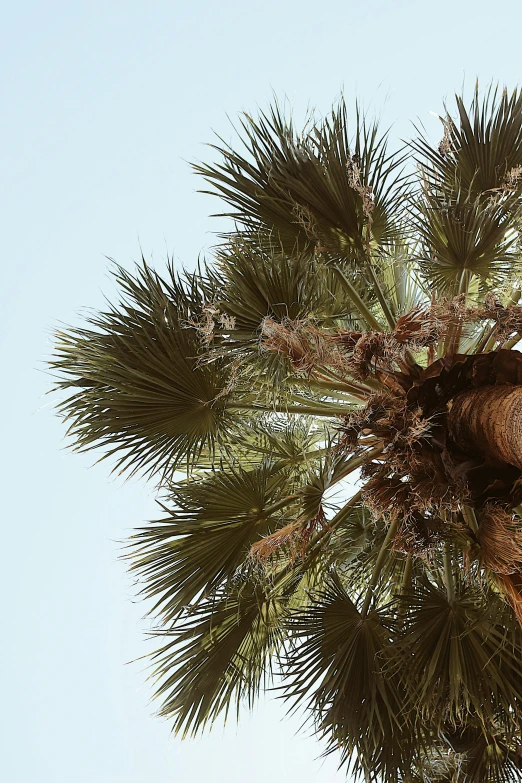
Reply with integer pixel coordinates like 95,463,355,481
361,454,463,523
392,512,449,559
335,306,444,379
340,392,430,449
471,292,522,343
260,309,441,383
248,508,328,565
430,292,522,346
258,300,522,384
258,305,522,571
340,384,468,539
185,302,237,344
495,573,522,626
478,504,522,575
260,317,346,375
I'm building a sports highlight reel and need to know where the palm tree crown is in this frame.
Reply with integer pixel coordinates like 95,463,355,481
52,85,522,783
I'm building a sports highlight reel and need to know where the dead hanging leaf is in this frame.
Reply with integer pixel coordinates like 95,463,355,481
438,119,454,157
260,317,346,375
248,509,328,565
248,521,301,564
346,157,374,217
392,306,441,346
498,165,522,194
478,505,522,575
496,573,522,626
292,203,320,243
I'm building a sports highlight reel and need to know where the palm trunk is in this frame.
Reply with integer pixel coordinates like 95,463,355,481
447,385,522,469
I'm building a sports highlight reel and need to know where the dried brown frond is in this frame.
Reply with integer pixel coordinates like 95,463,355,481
393,512,447,558
346,388,465,522
335,330,363,351
347,157,374,217
339,392,402,447
478,504,522,574
392,306,442,347
341,392,430,449
362,461,461,522
496,573,522,626
362,474,413,520
248,508,328,565
260,317,346,375
333,304,448,379
248,521,301,564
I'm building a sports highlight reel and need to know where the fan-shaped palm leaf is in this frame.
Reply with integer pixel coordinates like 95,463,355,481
284,574,415,782
149,570,302,736
128,465,299,620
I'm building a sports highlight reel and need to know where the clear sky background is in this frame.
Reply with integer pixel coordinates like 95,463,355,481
3,1,522,781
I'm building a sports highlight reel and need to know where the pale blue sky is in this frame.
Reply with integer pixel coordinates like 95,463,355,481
3,1,522,781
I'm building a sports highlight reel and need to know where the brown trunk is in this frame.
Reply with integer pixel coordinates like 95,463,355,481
447,385,522,469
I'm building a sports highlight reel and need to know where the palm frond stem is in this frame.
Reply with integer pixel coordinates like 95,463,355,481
314,366,380,393
291,377,366,401
335,444,385,482
305,490,364,558
502,332,522,349
362,253,397,329
475,322,498,353
461,505,479,534
397,554,413,628
443,541,456,605
361,515,400,617
226,401,345,417
331,267,382,331
261,493,302,517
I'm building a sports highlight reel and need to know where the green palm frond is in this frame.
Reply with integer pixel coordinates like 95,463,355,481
232,416,328,469
149,571,300,737
442,723,522,783
414,189,519,292
284,574,414,782
51,262,241,478
395,578,522,728
195,99,408,278
128,464,298,621
380,244,429,315
412,86,522,293
195,102,314,253
414,85,522,200
325,504,376,567
212,239,359,333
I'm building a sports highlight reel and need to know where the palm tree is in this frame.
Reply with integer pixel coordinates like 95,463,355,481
52,85,522,782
